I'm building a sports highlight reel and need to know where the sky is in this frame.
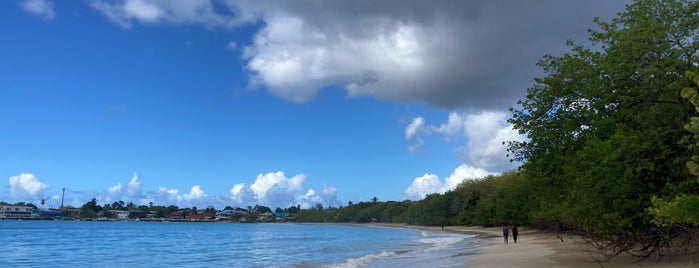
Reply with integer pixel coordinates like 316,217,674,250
1,0,630,210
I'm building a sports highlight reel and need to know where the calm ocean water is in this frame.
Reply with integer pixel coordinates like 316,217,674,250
0,220,483,267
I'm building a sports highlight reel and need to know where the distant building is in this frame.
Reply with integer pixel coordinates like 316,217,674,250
0,205,34,219
189,212,214,221
169,211,184,220
273,212,289,219
258,212,273,222
34,209,66,220
113,211,129,220
217,209,246,219
128,210,147,219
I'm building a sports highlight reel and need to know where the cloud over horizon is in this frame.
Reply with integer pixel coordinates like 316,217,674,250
406,111,526,173
404,164,493,200
127,172,142,198
229,171,340,209
4,171,339,210
8,173,50,200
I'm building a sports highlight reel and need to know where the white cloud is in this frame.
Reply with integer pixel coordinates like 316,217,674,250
87,0,627,109
242,15,431,103
179,185,207,201
462,112,523,170
405,117,425,140
226,41,237,50
55,171,339,209
89,0,230,29
403,173,441,200
155,186,179,203
230,183,245,196
405,117,427,153
436,112,467,139
404,164,492,200
108,183,123,195
20,0,55,20
249,171,305,201
295,184,339,209
106,182,123,203
228,171,340,209
8,173,50,200
127,172,142,197
228,183,250,204
443,164,493,191
406,111,525,172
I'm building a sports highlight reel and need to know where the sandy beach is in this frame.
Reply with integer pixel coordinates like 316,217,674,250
332,222,697,267
444,226,698,268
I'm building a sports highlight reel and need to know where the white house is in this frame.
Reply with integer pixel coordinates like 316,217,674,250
0,205,34,219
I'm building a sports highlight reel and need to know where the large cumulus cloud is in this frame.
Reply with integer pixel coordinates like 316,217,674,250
237,0,629,109
88,0,629,109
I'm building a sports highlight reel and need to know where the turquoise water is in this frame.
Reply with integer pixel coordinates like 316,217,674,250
0,220,482,267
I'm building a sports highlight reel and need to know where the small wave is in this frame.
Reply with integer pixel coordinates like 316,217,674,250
321,251,397,268
418,237,464,252
416,231,467,252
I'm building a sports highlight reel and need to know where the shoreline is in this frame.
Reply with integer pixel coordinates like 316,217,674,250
7,220,696,267
347,223,697,267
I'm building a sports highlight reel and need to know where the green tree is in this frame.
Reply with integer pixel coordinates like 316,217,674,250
254,205,272,213
111,201,125,210
79,198,102,218
204,206,216,215
508,0,699,254
286,205,300,214
138,205,150,212
649,72,699,228
166,205,179,214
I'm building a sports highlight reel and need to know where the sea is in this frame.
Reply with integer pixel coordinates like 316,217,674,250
0,220,485,267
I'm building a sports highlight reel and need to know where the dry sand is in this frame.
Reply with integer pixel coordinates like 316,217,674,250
446,226,698,268
339,223,697,267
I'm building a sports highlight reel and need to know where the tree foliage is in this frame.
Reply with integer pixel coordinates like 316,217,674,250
79,198,102,218
649,71,699,228
508,0,699,256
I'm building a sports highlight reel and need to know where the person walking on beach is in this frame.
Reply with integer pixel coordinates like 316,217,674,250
512,225,519,244
503,226,509,245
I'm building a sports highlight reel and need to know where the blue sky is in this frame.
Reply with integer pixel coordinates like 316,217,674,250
1,0,629,209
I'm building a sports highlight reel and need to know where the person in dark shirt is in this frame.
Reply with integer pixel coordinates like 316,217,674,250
512,225,519,244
